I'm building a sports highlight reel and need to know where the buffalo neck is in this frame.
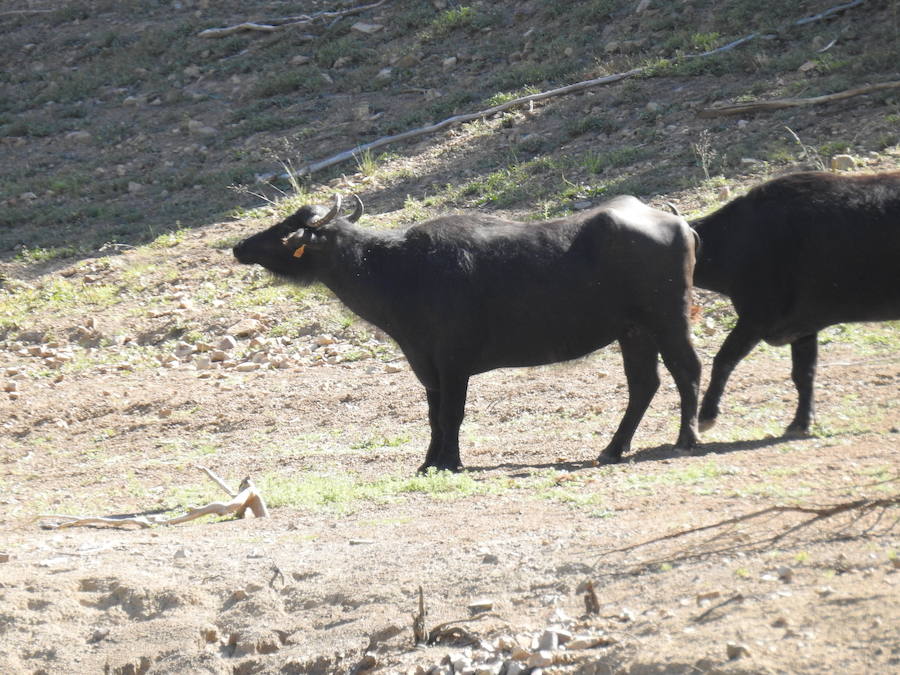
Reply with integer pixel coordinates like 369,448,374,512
315,224,409,334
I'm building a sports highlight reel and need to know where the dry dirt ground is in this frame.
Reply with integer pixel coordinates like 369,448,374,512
2,1,899,673
0,220,898,674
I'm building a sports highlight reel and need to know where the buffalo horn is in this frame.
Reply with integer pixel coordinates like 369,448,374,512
348,194,364,223
312,193,342,227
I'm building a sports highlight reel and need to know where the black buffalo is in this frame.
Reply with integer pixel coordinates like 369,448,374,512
234,194,701,471
692,170,900,434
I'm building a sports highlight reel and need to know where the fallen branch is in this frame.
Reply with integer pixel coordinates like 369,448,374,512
595,493,899,573
699,80,900,118
284,0,870,178
289,68,643,177
198,0,387,38
39,468,268,529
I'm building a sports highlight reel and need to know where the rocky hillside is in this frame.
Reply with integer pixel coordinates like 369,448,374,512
2,0,899,263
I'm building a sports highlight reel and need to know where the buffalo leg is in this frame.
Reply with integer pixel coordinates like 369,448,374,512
786,333,818,435
598,329,660,464
418,375,468,473
419,388,442,471
656,331,701,451
699,318,761,431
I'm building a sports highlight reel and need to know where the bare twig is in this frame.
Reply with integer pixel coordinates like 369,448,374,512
693,593,745,623
700,80,900,118
598,496,900,568
0,9,55,16
198,0,387,38
412,586,428,645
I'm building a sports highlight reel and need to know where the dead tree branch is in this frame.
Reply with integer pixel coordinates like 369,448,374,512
39,469,268,529
284,0,870,178
595,494,899,573
699,80,900,118
198,0,387,38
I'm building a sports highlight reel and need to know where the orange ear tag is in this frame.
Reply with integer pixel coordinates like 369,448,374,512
292,244,306,258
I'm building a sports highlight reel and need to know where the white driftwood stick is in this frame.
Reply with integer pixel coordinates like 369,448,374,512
196,464,237,497
198,0,387,38
699,80,900,118
39,474,268,529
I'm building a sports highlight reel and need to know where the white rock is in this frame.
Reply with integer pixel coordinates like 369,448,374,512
66,130,92,143
128,181,144,194
830,154,855,171
537,630,558,651
235,362,261,372
442,56,458,70
194,356,212,370
210,349,227,362
527,650,553,668
227,319,262,336
468,598,494,615
352,21,383,34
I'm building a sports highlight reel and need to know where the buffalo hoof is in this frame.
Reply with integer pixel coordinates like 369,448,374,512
697,417,716,433
783,424,811,439
416,462,463,474
595,452,623,466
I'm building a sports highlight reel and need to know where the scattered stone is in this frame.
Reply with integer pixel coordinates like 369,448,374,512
567,634,609,650
527,650,553,668
777,566,794,583
218,334,239,350
0,553,10,563
291,54,311,65
333,56,353,69
573,200,593,210
717,185,731,201
468,598,494,615
352,21,383,34
537,630,557,651
66,130,92,143
235,362,261,372
376,67,393,81
830,154,855,171
442,56,458,70
201,625,219,643
187,119,217,136
645,101,661,113
210,349,228,362
194,356,212,370
173,547,188,558
726,642,751,660
771,616,789,628
127,181,144,194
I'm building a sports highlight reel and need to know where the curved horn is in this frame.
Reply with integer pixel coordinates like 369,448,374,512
347,194,364,223
311,193,342,227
